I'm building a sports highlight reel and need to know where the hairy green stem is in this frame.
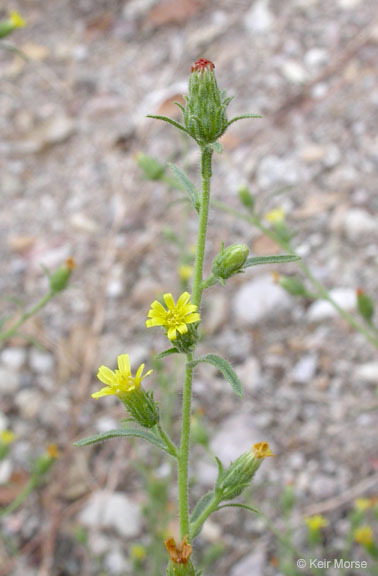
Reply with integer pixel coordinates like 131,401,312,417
157,424,178,458
178,146,213,541
190,494,221,539
0,291,54,342
212,199,378,349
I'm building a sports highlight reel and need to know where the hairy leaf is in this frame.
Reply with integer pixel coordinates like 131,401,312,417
243,254,300,269
74,427,168,452
167,163,200,213
189,354,242,396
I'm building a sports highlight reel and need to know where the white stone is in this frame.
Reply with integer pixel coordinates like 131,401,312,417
0,348,27,370
29,349,55,374
282,60,308,84
0,460,12,484
15,390,42,419
305,48,328,69
339,0,362,7
307,288,356,322
0,367,21,394
231,547,266,576
354,363,378,384
292,354,318,383
238,357,263,391
244,0,273,34
79,491,142,538
104,547,130,575
343,209,376,242
233,275,292,326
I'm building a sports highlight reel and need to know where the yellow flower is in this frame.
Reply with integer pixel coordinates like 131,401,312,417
265,208,285,224
130,544,147,561
0,430,16,445
355,498,374,512
10,11,26,28
46,444,61,459
252,442,274,459
92,354,152,399
178,265,193,282
305,515,329,531
354,525,374,546
146,292,200,341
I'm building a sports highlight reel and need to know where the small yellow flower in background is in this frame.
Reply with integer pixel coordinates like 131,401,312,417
178,265,193,282
10,11,26,28
354,525,374,546
47,444,61,459
130,544,147,561
0,430,16,445
92,354,152,399
146,292,200,341
265,207,285,224
355,498,374,512
252,442,274,459
305,515,329,532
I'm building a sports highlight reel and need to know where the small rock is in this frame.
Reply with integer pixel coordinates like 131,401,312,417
15,390,42,419
307,288,356,322
231,546,266,576
354,363,378,384
305,48,328,69
339,0,361,7
238,357,263,391
282,61,308,84
0,348,27,370
244,0,273,34
104,547,130,575
343,209,376,242
310,474,339,499
257,155,304,188
79,491,142,538
299,145,326,164
204,293,228,334
0,367,21,394
29,349,55,374
233,275,292,326
34,114,75,149
0,460,12,484
292,354,318,383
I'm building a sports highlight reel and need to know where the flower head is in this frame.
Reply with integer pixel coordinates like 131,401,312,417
354,525,374,546
305,515,329,532
165,536,192,565
146,292,200,341
191,58,215,73
92,354,152,399
10,11,26,29
0,429,16,445
252,442,274,459
46,444,61,459
265,208,285,224
355,498,374,512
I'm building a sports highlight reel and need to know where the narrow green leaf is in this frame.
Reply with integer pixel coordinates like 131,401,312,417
167,163,200,213
227,114,262,127
243,254,300,269
74,428,168,452
216,503,259,514
189,354,242,397
209,141,223,154
147,115,189,135
155,347,179,360
190,492,214,524
174,101,185,114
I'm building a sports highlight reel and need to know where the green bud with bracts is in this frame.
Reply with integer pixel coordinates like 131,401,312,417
165,537,196,576
183,58,231,146
215,442,274,501
211,243,249,281
357,288,375,323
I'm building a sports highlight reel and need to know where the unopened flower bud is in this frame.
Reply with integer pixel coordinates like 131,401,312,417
121,388,159,429
49,258,75,293
356,288,374,323
184,58,230,145
0,11,26,39
137,153,165,181
276,274,307,297
211,243,249,280
238,186,255,210
216,442,274,501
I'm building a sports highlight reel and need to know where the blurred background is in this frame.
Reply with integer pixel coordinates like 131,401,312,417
0,1,377,575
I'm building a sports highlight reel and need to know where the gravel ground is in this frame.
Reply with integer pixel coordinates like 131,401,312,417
1,1,378,575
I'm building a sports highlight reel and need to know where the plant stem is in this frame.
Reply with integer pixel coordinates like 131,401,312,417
0,291,54,343
178,146,213,541
212,199,378,349
157,424,178,458
190,494,221,539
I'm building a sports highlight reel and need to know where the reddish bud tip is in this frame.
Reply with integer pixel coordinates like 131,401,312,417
191,58,215,73
356,288,364,297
